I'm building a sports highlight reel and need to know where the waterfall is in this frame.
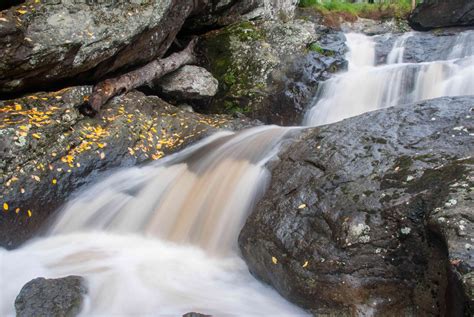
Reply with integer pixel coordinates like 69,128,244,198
50,126,295,254
1,27,473,316
0,126,307,316
304,30,474,126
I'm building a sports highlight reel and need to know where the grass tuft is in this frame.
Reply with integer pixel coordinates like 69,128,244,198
299,0,419,26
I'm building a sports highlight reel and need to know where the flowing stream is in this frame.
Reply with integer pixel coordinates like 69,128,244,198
304,31,474,126
1,29,473,316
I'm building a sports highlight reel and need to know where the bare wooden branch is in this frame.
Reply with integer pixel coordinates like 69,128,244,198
84,37,198,115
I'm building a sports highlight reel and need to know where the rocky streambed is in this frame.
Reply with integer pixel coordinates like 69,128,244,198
1,0,474,316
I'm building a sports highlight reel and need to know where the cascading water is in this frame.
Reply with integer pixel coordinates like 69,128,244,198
1,126,308,316
1,27,473,316
304,30,474,126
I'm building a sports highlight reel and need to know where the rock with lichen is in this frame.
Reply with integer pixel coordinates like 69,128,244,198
0,86,257,249
185,0,299,31
15,276,87,317
200,19,347,125
239,96,474,316
156,65,219,101
0,0,196,94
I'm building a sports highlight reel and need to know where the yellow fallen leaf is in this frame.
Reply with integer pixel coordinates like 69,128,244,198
17,9,27,14
298,204,307,209
14,103,22,111
271,256,278,264
128,147,135,155
302,261,309,268
19,125,29,131
32,133,41,139
15,208,20,214
52,178,57,184
27,210,32,217
3,202,8,211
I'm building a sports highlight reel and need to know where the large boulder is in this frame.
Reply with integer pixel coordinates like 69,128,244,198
0,0,195,94
15,276,87,317
200,19,347,125
0,87,256,249
239,97,473,315
409,0,474,30
187,0,299,30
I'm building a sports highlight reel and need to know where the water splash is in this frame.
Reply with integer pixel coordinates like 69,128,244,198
0,233,307,316
304,31,474,126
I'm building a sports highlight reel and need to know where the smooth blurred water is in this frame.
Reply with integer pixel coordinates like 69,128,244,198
0,126,309,317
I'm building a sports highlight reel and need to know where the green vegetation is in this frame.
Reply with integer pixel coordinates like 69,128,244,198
299,0,421,23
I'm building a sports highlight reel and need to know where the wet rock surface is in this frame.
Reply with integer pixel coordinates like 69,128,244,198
409,0,474,30
200,19,346,125
240,96,474,316
156,65,218,101
0,0,195,94
182,312,211,317
15,276,87,317
0,86,256,249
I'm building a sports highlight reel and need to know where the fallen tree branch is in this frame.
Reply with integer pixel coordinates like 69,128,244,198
83,37,198,115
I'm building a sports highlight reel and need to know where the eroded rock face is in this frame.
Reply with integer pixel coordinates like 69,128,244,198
409,0,474,30
0,86,256,249
0,0,195,94
239,97,474,315
200,19,346,125
15,276,87,317
156,65,219,101
187,0,299,30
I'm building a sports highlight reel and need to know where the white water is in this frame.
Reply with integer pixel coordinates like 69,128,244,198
1,126,309,316
304,30,474,126
1,29,473,316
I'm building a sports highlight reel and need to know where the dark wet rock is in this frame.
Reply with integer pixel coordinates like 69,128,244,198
409,0,474,31
0,0,195,94
15,276,87,317
182,312,211,317
341,18,410,35
186,0,298,30
240,96,474,315
156,65,218,101
200,19,346,125
374,29,474,65
0,86,257,249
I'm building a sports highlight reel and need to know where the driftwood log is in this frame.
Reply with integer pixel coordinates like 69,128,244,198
84,38,198,115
